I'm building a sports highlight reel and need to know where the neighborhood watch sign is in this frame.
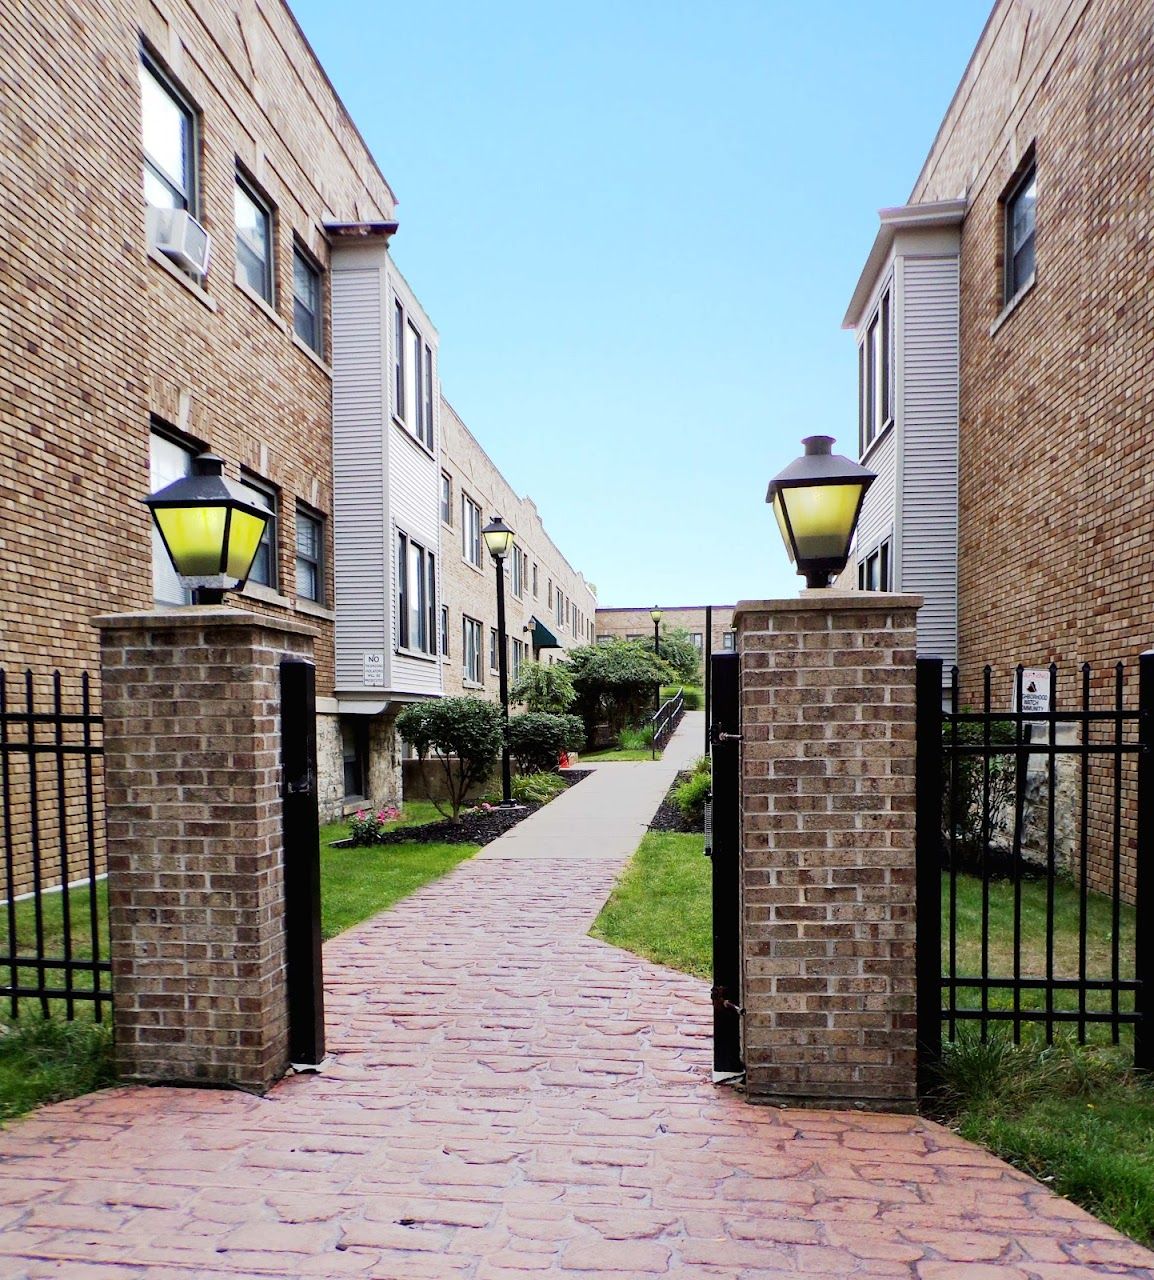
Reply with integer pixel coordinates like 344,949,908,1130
1015,668,1051,714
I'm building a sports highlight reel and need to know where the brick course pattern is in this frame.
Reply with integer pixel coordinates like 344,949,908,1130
96,608,315,1092
904,0,1154,901
735,594,922,1109
0,845,1150,1276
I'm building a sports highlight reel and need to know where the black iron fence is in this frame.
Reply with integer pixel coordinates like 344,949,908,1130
915,656,1151,1090
652,687,685,758
0,669,111,1020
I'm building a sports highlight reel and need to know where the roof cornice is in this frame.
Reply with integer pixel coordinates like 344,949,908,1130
842,198,967,329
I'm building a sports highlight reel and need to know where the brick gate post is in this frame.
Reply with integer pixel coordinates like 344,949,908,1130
734,593,923,1110
95,608,316,1092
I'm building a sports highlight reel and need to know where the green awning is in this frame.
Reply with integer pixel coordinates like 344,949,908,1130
530,618,561,650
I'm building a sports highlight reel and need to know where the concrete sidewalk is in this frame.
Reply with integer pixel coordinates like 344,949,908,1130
481,711,705,862
0,708,1151,1278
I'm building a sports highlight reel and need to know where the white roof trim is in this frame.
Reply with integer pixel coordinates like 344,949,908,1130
843,199,967,329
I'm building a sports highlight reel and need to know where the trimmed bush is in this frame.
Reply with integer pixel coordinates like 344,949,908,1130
506,712,584,773
396,698,503,820
681,687,703,710
510,661,576,714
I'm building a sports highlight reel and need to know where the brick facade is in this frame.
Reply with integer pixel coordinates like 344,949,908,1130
1,0,397,888
438,398,598,700
735,594,921,1110
96,609,315,1091
596,605,735,657
895,0,1154,900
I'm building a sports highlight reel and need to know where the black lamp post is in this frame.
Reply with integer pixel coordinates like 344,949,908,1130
481,514,517,808
766,436,876,588
650,606,662,655
143,453,272,604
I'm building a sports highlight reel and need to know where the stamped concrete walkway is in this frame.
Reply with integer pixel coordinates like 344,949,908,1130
1,714,1152,1279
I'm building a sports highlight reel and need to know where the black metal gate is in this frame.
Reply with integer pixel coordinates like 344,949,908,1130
0,670,111,1019
915,655,1152,1093
708,651,743,1077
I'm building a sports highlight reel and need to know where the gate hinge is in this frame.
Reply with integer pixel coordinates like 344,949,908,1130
710,985,744,1016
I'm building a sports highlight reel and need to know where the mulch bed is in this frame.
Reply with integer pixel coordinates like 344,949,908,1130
648,769,703,833
335,769,592,848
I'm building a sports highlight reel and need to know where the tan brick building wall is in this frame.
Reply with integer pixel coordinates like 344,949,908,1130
901,0,1154,898
438,398,598,700
735,595,921,1110
1,0,394,892
596,605,735,660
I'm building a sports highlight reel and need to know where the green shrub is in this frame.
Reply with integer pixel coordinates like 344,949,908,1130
506,712,584,773
656,627,702,684
396,698,503,821
690,755,710,777
681,687,703,710
566,641,675,743
510,661,576,713
672,770,710,826
511,771,569,805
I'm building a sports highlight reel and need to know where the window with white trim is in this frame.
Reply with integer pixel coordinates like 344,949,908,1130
511,637,526,681
489,627,499,674
393,297,434,449
858,285,892,456
462,616,482,683
295,505,324,603
440,605,449,659
722,631,735,652
511,544,525,599
441,472,453,525
396,529,436,655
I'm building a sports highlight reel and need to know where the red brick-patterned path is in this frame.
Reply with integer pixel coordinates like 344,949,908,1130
2,786,1153,1275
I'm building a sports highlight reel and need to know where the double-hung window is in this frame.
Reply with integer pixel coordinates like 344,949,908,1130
235,174,273,302
292,246,323,354
858,286,892,455
462,494,482,567
462,616,483,684
239,475,278,590
440,605,449,659
150,430,195,605
396,530,437,655
393,298,434,449
139,54,196,213
858,539,892,592
511,638,525,681
440,472,453,525
510,544,525,599
295,505,324,603
532,563,539,598
489,628,499,674
1004,159,1037,302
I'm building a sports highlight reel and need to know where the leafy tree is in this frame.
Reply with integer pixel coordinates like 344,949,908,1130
506,712,585,773
395,697,503,821
565,641,676,743
509,660,576,714
656,626,702,685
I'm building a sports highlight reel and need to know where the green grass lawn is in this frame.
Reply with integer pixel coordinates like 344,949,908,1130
590,832,710,977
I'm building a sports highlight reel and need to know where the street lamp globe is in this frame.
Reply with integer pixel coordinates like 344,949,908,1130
481,514,514,561
766,436,876,589
650,606,663,625
143,453,272,605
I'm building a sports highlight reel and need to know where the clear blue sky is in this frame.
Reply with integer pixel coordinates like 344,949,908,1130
290,0,991,606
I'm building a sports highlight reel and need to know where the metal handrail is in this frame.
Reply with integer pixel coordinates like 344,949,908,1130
651,686,685,759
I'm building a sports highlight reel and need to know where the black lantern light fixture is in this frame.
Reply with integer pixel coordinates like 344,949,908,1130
481,514,518,808
650,606,663,655
766,436,876,589
143,452,272,605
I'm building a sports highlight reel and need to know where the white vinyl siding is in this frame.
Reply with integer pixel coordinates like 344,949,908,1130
901,255,959,667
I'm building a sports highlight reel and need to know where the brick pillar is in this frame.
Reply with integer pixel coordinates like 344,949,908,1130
95,608,316,1092
734,593,923,1111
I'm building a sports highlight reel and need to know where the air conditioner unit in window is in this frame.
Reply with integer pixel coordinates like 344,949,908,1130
146,206,211,277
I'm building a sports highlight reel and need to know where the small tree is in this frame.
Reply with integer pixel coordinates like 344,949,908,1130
395,697,503,821
506,712,585,773
510,660,575,714
566,641,676,743
656,626,702,685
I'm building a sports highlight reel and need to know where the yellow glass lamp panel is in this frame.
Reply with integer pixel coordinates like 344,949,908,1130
153,506,228,576
777,483,863,561
772,494,795,563
223,507,268,580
